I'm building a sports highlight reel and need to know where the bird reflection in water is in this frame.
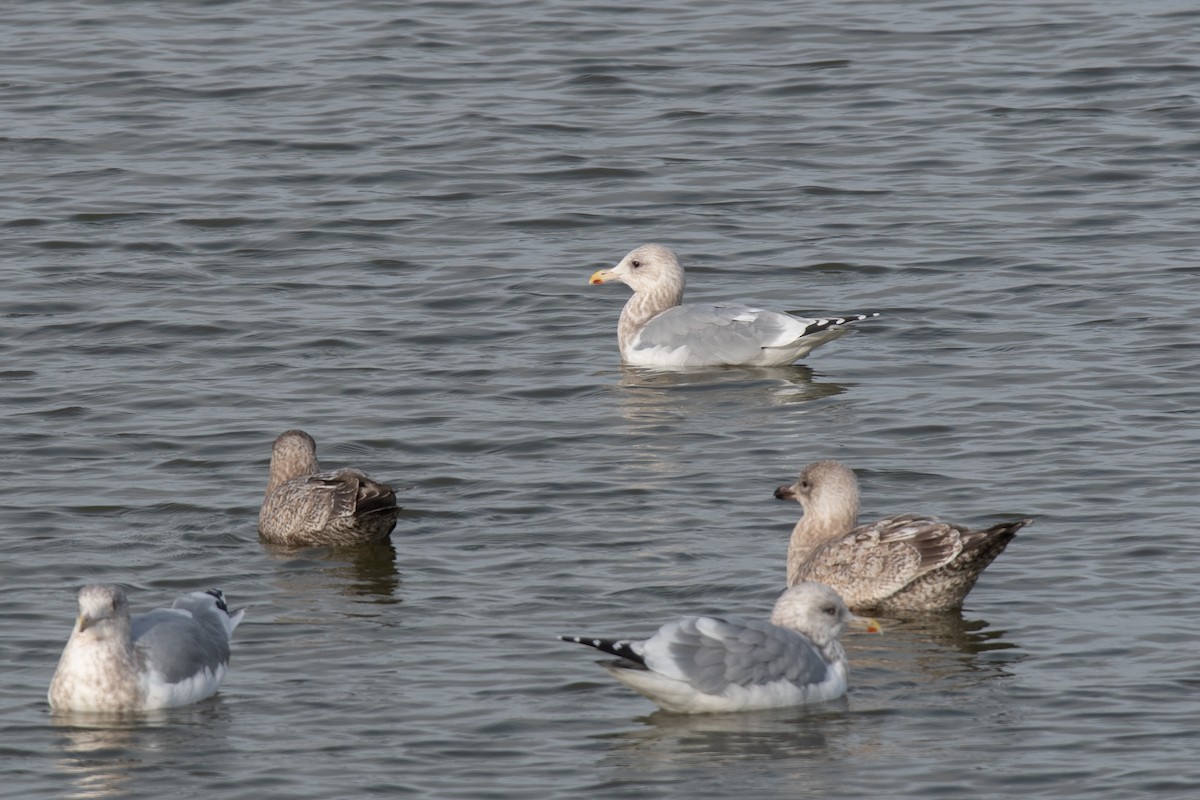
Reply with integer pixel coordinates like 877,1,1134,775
851,610,1022,690
617,364,847,418
261,538,403,604
593,700,854,790
51,702,231,799
608,365,848,494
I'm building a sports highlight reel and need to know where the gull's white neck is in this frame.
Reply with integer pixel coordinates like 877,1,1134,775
617,278,685,358
819,638,846,667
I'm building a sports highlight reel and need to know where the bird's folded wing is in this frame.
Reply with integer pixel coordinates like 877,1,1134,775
806,514,965,603
641,615,829,695
634,303,814,364
132,606,231,683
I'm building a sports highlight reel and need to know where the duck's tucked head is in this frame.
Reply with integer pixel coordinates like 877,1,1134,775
75,585,131,638
589,243,686,298
268,429,321,489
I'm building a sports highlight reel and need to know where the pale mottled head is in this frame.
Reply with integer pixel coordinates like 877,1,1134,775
267,429,321,491
769,581,880,645
774,460,861,530
75,584,132,636
589,244,686,299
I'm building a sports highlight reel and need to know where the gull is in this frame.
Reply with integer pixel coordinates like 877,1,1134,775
588,244,877,367
775,460,1032,612
48,585,244,712
258,429,400,546
560,582,879,714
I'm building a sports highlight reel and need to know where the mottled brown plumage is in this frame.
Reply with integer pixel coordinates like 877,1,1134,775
258,430,399,547
774,461,1031,613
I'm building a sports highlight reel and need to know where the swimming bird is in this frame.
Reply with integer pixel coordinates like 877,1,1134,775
48,585,244,712
774,460,1032,613
559,582,880,714
258,429,400,546
588,244,878,368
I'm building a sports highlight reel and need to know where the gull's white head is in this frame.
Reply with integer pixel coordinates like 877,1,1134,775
769,581,880,646
589,244,685,296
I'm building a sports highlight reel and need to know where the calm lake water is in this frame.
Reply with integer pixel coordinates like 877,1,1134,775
3,1,1199,798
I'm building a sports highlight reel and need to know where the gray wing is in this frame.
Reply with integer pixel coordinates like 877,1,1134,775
131,595,233,683
634,303,810,364
641,614,830,695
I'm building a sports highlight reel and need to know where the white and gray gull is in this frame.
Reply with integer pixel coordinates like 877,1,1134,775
560,581,880,714
775,460,1033,613
48,584,245,712
589,244,878,368
258,429,400,547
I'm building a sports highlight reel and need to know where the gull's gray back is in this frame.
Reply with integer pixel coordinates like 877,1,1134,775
645,614,830,696
635,303,799,364
131,595,233,683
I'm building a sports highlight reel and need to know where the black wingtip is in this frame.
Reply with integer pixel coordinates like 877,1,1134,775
802,312,880,337
986,517,1034,536
559,635,645,664
204,588,230,613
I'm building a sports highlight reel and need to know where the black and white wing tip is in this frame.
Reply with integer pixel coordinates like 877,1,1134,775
204,588,229,613
558,635,645,666
801,312,881,337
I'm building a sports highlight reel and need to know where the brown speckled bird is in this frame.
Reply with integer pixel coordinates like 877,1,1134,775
774,460,1030,613
258,430,399,547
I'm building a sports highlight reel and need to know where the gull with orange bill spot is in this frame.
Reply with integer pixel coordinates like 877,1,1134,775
589,244,878,368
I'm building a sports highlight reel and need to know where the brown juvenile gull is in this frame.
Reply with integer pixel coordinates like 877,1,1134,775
774,460,1032,613
559,582,880,714
258,429,400,546
48,585,245,712
588,244,878,368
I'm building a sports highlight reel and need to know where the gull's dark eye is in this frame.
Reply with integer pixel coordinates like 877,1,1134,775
821,604,837,616
631,260,642,269
800,480,810,490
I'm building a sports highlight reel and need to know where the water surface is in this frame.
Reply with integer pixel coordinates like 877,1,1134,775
3,1,1199,798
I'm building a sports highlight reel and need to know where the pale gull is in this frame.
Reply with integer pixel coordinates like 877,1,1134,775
560,581,880,714
48,585,244,712
775,460,1033,613
258,429,400,547
588,244,878,368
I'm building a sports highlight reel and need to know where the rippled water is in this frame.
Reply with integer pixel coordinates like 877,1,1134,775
4,1,1199,798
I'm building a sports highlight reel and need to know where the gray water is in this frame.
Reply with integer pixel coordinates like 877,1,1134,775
3,1,1199,797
